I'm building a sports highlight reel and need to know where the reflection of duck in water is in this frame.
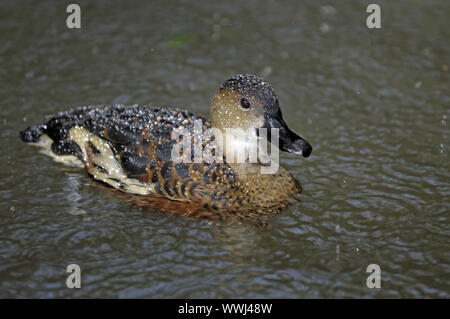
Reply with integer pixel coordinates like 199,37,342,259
20,74,312,221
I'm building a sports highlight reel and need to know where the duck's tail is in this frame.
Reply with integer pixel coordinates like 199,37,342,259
20,119,84,168
20,124,45,143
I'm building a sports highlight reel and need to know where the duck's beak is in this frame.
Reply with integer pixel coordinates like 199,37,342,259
262,113,312,158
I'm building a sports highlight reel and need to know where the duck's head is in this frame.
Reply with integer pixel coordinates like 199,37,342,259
210,74,312,158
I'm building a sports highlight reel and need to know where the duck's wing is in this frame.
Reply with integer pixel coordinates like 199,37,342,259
21,105,236,202
21,104,205,159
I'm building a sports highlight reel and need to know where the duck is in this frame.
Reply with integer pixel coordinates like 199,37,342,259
20,74,312,221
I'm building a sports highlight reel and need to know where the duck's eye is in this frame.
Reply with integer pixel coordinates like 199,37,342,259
240,98,251,109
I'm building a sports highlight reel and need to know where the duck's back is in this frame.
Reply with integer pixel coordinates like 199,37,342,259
21,104,207,159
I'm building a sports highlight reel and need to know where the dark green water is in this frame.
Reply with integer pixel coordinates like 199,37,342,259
0,0,448,298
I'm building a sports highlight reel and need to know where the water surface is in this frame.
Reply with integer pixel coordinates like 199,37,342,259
0,0,449,298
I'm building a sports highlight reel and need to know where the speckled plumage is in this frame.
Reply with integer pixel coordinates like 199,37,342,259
20,74,312,221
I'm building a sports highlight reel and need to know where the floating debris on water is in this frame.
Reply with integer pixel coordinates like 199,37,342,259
320,5,336,15
320,22,331,33
168,35,195,48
